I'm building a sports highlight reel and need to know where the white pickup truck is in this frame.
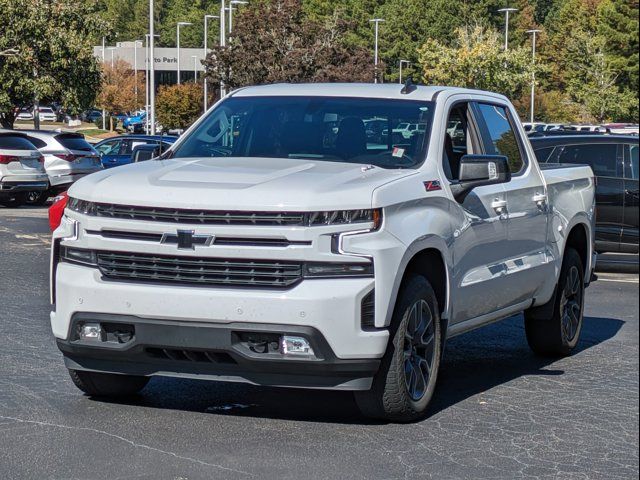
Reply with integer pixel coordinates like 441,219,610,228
51,84,596,421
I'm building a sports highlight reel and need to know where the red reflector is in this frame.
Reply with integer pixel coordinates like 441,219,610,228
0,154,19,164
424,180,442,192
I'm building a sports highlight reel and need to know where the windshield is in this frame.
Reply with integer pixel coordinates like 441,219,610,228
172,96,435,169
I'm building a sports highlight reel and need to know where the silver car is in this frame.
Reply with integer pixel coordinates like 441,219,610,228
0,132,49,207
12,130,103,204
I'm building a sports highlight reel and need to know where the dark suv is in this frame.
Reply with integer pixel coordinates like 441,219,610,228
530,135,638,254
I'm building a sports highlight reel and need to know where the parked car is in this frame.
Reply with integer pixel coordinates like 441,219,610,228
3,130,103,205
0,132,49,207
531,135,638,254
94,134,177,169
15,108,34,121
123,111,147,133
81,110,102,123
566,124,608,133
522,122,547,133
38,106,57,123
52,84,596,421
48,191,68,231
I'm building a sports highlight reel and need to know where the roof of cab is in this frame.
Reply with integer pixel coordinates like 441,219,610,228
230,83,508,102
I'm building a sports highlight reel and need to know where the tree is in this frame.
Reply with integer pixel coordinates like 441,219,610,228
0,0,109,128
96,59,146,130
418,24,533,100
156,82,203,130
203,0,375,90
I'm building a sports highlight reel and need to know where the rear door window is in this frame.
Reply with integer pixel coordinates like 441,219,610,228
0,135,38,150
556,144,619,177
533,147,555,163
56,135,94,152
96,140,122,155
475,103,525,174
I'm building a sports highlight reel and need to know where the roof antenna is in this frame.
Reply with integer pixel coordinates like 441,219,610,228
400,76,417,95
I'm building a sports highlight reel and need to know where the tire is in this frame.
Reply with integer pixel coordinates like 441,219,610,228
525,248,585,357
68,369,149,397
355,274,442,422
25,190,50,206
0,192,27,208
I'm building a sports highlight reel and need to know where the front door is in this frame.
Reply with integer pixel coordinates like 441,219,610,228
474,102,550,303
443,101,510,323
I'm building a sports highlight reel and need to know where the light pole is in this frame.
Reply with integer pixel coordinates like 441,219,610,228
228,0,248,34
101,36,106,130
369,18,385,84
145,34,159,134
526,29,541,124
107,46,116,69
176,21,193,85
192,55,198,82
204,14,219,111
498,7,518,51
133,40,142,109
399,59,410,84
150,0,156,134
219,0,227,97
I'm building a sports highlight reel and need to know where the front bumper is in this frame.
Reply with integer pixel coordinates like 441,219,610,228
52,262,388,361
57,313,380,390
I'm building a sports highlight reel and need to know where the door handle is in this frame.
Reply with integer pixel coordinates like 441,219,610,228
491,199,508,214
533,193,548,209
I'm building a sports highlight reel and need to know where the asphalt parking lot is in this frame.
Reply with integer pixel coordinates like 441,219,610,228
0,207,638,480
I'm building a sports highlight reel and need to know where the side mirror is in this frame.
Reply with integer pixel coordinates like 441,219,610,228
132,144,161,163
450,155,511,202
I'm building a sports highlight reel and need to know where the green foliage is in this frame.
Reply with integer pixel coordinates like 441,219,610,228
156,82,203,129
418,24,534,100
205,0,374,89
0,0,109,128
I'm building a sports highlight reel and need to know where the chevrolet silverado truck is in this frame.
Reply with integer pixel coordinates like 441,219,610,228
50,84,596,421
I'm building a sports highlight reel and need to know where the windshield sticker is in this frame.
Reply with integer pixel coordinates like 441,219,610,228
392,147,405,158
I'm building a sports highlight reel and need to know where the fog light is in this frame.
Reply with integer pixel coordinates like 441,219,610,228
280,336,314,356
80,323,102,341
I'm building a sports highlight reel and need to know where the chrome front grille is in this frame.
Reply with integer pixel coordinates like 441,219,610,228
95,203,307,226
96,251,303,288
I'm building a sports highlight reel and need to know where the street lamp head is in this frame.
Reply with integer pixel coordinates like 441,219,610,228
205,14,220,19
230,0,248,4
498,7,518,13
369,18,385,23
178,22,193,26
526,29,542,34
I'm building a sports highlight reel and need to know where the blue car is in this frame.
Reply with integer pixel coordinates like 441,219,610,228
94,135,177,169
123,112,147,133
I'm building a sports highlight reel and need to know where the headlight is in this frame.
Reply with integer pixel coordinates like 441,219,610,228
305,209,381,229
303,262,373,278
59,246,97,266
67,196,96,215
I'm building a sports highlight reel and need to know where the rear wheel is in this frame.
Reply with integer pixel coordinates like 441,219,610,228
68,369,149,397
25,190,50,206
525,248,585,356
0,192,27,208
355,275,442,422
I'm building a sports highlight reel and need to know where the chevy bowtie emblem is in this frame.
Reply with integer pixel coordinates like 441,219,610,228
160,230,215,249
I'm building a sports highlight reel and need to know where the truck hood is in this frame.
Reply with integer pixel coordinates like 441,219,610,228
69,157,417,210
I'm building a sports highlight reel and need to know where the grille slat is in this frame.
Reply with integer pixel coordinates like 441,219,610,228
96,204,306,226
96,251,303,288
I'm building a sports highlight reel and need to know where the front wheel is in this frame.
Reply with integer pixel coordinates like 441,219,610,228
355,274,442,422
525,248,585,357
68,369,149,397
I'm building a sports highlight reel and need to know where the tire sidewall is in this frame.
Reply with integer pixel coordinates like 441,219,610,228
557,249,585,350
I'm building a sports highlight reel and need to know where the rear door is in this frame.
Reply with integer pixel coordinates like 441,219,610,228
474,102,550,303
96,139,127,168
555,143,623,251
622,142,639,251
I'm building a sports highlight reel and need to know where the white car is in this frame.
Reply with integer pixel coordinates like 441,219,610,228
0,132,49,207
38,107,57,122
16,108,34,121
51,84,596,421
